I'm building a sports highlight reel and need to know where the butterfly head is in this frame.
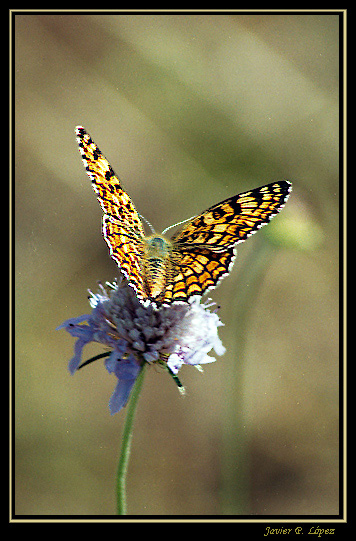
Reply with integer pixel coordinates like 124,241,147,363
145,234,171,256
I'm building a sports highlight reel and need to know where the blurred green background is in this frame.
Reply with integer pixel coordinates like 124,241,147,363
14,12,340,516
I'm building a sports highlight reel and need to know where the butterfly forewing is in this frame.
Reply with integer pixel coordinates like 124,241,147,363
75,126,147,300
75,127,145,235
171,181,292,252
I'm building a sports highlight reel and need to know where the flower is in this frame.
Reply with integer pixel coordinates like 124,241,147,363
57,278,226,414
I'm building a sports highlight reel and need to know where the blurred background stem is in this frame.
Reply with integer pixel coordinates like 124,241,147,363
221,236,275,515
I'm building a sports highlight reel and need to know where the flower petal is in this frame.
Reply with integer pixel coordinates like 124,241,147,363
109,377,137,414
56,314,91,331
68,338,89,374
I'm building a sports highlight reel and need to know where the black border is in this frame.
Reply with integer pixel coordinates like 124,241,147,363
10,8,346,526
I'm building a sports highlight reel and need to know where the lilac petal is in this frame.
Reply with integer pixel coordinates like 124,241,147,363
105,354,141,414
114,355,141,380
104,342,128,373
56,314,91,330
108,377,137,414
68,338,88,374
57,316,97,375
58,318,94,342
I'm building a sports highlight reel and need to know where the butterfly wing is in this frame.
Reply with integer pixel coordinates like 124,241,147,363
171,181,292,251
160,247,236,305
75,126,147,301
162,181,292,304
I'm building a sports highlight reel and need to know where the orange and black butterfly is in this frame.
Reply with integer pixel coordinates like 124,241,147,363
76,126,292,308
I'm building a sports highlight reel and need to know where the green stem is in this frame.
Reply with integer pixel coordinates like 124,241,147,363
116,362,146,515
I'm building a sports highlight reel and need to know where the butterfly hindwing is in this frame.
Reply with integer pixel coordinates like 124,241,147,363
164,247,236,304
102,216,147,300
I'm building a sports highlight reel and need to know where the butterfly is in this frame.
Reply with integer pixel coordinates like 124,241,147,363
75,126,292,308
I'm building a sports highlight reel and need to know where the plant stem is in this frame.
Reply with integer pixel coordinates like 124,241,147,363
116,362,146,515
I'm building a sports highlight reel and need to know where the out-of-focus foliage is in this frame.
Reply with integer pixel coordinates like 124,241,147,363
14,13,340,516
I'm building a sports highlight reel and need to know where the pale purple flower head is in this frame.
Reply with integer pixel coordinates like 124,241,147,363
57,278,225,414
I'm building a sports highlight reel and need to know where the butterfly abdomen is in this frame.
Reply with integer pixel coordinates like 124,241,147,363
143,235,172,299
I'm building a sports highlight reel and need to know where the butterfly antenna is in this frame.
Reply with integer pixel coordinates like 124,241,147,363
161,214,197,235
139,213,156,234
